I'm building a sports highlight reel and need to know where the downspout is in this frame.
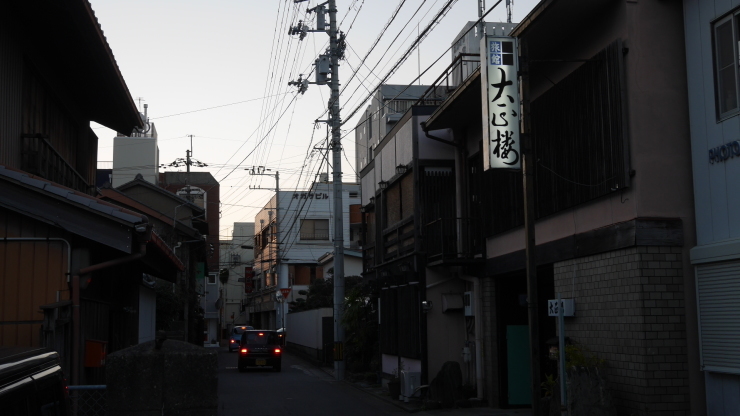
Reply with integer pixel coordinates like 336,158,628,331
459,273,484,400
71,238,148,385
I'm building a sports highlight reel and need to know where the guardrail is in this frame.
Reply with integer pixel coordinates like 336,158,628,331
68,385,106,416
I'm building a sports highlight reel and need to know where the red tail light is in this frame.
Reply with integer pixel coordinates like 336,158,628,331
240,348,248,354
274,348,281,354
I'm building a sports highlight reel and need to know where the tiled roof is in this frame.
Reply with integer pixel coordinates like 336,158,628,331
0,165,146,225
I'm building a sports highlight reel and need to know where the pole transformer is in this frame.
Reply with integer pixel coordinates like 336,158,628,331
291,0,345,381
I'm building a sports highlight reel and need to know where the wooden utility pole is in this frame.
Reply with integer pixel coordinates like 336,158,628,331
520,39,541,415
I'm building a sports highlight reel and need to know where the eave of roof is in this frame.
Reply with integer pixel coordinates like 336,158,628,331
115,177,204,214
98,187,201,239
12,0,142,133
0,166,147,253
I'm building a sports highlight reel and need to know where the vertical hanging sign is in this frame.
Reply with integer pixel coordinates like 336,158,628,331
481,36,521,170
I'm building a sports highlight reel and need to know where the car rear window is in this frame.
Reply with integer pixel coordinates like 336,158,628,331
242,332,278,345
232,326,252,335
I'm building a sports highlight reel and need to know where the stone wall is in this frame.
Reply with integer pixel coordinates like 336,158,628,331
106,339,218,416
554,246,689,416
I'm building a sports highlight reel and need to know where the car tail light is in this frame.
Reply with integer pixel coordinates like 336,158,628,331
240,348,248,354
273,348,281,354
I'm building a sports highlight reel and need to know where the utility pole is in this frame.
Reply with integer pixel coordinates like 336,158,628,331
520,39,541,415
246,166,284,331
290,0,346,381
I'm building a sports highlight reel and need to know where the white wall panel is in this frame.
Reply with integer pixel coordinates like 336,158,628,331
381,136,396,182
396,122,414,166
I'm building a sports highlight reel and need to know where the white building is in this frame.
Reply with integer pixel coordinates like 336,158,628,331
112,107,159,187
247,180,361,330
219,223,255,333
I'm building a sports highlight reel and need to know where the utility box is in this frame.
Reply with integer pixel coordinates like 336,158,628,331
463,291,474,316
84,339,107,367
441,293,463,312
400,371,422,402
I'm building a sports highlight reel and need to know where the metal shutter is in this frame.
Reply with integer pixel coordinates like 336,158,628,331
697,261,740,374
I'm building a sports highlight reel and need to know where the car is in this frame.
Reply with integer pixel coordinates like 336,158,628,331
228,325,254,352
0,347,70,415
237,330,282,372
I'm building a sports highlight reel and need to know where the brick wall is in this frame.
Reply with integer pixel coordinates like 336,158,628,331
554,246,689,416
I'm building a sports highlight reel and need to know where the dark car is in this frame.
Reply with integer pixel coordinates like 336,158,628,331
0,347,70,415
229,325,254,352
237,330,282,372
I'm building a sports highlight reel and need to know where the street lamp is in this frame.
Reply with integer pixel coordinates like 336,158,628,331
396,164,408,175
378,180,388,190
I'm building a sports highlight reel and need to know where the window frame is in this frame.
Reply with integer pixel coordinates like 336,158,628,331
713,12,740,121
299,218,330,241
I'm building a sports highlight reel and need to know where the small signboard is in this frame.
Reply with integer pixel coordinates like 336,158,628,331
547,299,575,317
279,288,292,298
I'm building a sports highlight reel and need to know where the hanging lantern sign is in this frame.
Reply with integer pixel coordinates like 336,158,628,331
481,36,521,170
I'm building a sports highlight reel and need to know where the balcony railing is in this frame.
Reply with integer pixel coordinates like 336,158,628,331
21,134,91,194
425,217,484,266
381,217,415,263
415,53,481,105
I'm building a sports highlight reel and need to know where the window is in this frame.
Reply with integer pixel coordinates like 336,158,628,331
300,219,329,240
714,13,740,119
207,273,216,285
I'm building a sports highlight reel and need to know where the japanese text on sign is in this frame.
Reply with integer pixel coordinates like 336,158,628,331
481,36,521,170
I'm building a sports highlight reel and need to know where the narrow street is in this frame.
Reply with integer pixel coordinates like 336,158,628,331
217,348,405,416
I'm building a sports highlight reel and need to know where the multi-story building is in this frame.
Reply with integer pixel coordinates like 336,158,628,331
683,1,740,414
247,180,360,330
362,2,704,414
159,171,220,343
219,222,255,331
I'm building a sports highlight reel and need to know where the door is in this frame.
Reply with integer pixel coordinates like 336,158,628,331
506,325,531,405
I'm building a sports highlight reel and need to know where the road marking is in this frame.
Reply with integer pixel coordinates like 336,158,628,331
225,366,237,369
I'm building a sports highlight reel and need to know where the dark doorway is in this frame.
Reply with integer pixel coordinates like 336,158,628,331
496,264,555,407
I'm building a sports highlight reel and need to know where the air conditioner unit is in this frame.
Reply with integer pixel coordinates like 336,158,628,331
400,371,422,402
463,291,474,316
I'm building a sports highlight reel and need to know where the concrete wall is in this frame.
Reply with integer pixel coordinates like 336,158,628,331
554,246,688,416
424,267,469,386
107,340,217,416
285,307,332,349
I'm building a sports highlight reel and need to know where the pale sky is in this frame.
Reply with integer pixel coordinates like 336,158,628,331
89,0,539,239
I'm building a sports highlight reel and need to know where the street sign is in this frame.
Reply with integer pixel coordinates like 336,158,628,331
279,288,292,298
547,299,575,317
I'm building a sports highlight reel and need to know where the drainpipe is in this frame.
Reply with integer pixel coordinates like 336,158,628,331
459,273,484,400
71,238,148,385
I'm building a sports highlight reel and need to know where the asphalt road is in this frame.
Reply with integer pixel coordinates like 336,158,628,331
217,348,406,416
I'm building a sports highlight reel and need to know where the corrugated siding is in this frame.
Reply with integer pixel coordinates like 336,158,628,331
697,261,740,374
0,12,24,168
0,210,68,347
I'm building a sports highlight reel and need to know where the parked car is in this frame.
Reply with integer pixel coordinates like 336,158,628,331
228,325,254,352
237,330,282,372
0,347,70,415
